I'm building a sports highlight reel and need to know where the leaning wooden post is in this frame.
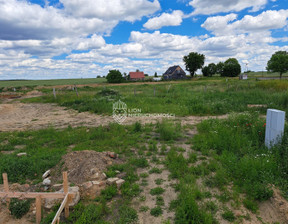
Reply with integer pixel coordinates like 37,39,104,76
36,195,42,224
63,172,69,218
3,173,10,205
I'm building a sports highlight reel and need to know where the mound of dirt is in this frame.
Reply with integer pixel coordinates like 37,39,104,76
51,150,123,185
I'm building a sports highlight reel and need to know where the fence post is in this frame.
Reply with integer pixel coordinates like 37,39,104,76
3,173,10,205
36,196,42,224
74,85,78,97
53,88,56,99
63,172,69,218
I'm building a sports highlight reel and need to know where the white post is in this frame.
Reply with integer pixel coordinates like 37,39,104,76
53,88,56,99
265,109,285,148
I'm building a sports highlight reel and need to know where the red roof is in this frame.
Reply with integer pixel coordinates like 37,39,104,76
129,72,145,79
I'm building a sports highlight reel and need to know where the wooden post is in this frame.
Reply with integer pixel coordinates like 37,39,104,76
36,195,41,224
74,85,78,97
63,172,69,218
3,173,10,205
167,85,171,93
53,88,56,99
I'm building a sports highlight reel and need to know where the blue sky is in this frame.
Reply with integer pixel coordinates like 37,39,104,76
0,0,287,80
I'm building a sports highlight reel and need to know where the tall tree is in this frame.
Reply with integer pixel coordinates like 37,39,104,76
222,58,241,77
267,51,288,79
183,52,205,77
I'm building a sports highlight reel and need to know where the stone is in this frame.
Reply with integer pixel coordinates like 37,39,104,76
17,152,27,157
107,177,119,185
52,184,63,191
42,170,51,179
44,186,80,209
102,173,107,179
115,170,120,174
116,179,125,189
92,181,101,185
42,178,51,186
82,181,93,189
107,152,117,159
265,109,285,148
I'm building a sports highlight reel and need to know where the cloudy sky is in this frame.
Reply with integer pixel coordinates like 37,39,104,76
0,0,287,80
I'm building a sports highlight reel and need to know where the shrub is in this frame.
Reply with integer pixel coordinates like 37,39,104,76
150,187,165,195
157,120,181,141
150,206,163,217
133,122,142,132
106,70,124,83
101,185,117,200
9,198,31,219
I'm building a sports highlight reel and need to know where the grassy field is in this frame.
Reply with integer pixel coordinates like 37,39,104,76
1,77,288,223
0,78,106,88
24,78,288,116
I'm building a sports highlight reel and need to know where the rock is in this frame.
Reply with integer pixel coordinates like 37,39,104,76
116,179,125,189
14,145,26,150
43,178,51,186
91,172,100,179
116,172,127,179
106,152,117,159
107,177,119,185
82,181,93,189
42,170,51,179
115,170,121,174
17,152,27,157
92,181,100,185
44,186,80,209
102,173,107,179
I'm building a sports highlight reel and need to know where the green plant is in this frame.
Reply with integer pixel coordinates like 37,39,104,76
149,167,162,174
156,196,165,206
9,198,31,219
204,201,218,214
155,178,164,185
101,185,117,200
140,206,149,212
150,206,163,217
150,187,165,195
118,205,138,224
221,209,236,222
133,122,142,132
243,198,258,213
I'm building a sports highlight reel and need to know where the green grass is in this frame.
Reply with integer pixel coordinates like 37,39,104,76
0,78,106,88
193,113,288,201
22,79,288,116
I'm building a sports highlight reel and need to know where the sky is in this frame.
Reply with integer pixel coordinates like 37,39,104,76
0,0,288,80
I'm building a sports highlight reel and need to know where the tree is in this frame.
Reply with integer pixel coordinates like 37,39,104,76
183,52,205,77
106,70,123,83
216,62,224,76
222,58,241,77
154,72,158,77
267,51,288,79
202,63,217,77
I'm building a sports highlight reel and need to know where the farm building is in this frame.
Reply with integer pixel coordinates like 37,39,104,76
163,65,186,80
129,71,145,81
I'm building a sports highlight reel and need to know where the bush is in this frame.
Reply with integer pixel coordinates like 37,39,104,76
101,185,118,200
9,198,31,219
150,187,165,195
221,58,241,77
150,207,163,217
106,70,124,83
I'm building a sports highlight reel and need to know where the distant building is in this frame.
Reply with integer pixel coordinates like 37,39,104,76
129,71,145,81
153,77,162,81
163,65,186,80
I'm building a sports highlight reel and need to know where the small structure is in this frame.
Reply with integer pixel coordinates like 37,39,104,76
265,109,285,149
153,77,162,82
129,71,145,81
239,74,248,80
163,65,186,80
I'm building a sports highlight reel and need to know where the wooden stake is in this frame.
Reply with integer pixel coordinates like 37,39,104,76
3,173,10,205
36,196,41,224
63,172,69,218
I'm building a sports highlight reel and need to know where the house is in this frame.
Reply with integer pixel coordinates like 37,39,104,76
129,71,145,81
163,65,186,80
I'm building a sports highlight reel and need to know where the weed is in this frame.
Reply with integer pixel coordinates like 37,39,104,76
150,187,165,195
9,198,31,219
149,167,162,174
140,206,149,212
243,198,258,213
156,196,165,206
221,209,236,222
204,201,218,214
140,173,149,178
155,178,164,185
150,206,163,217
101,185,117,200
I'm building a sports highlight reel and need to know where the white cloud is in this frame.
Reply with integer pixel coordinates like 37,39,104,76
143,10,184,30
202,10,288,36
60,0,160,21
189,0,267,15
